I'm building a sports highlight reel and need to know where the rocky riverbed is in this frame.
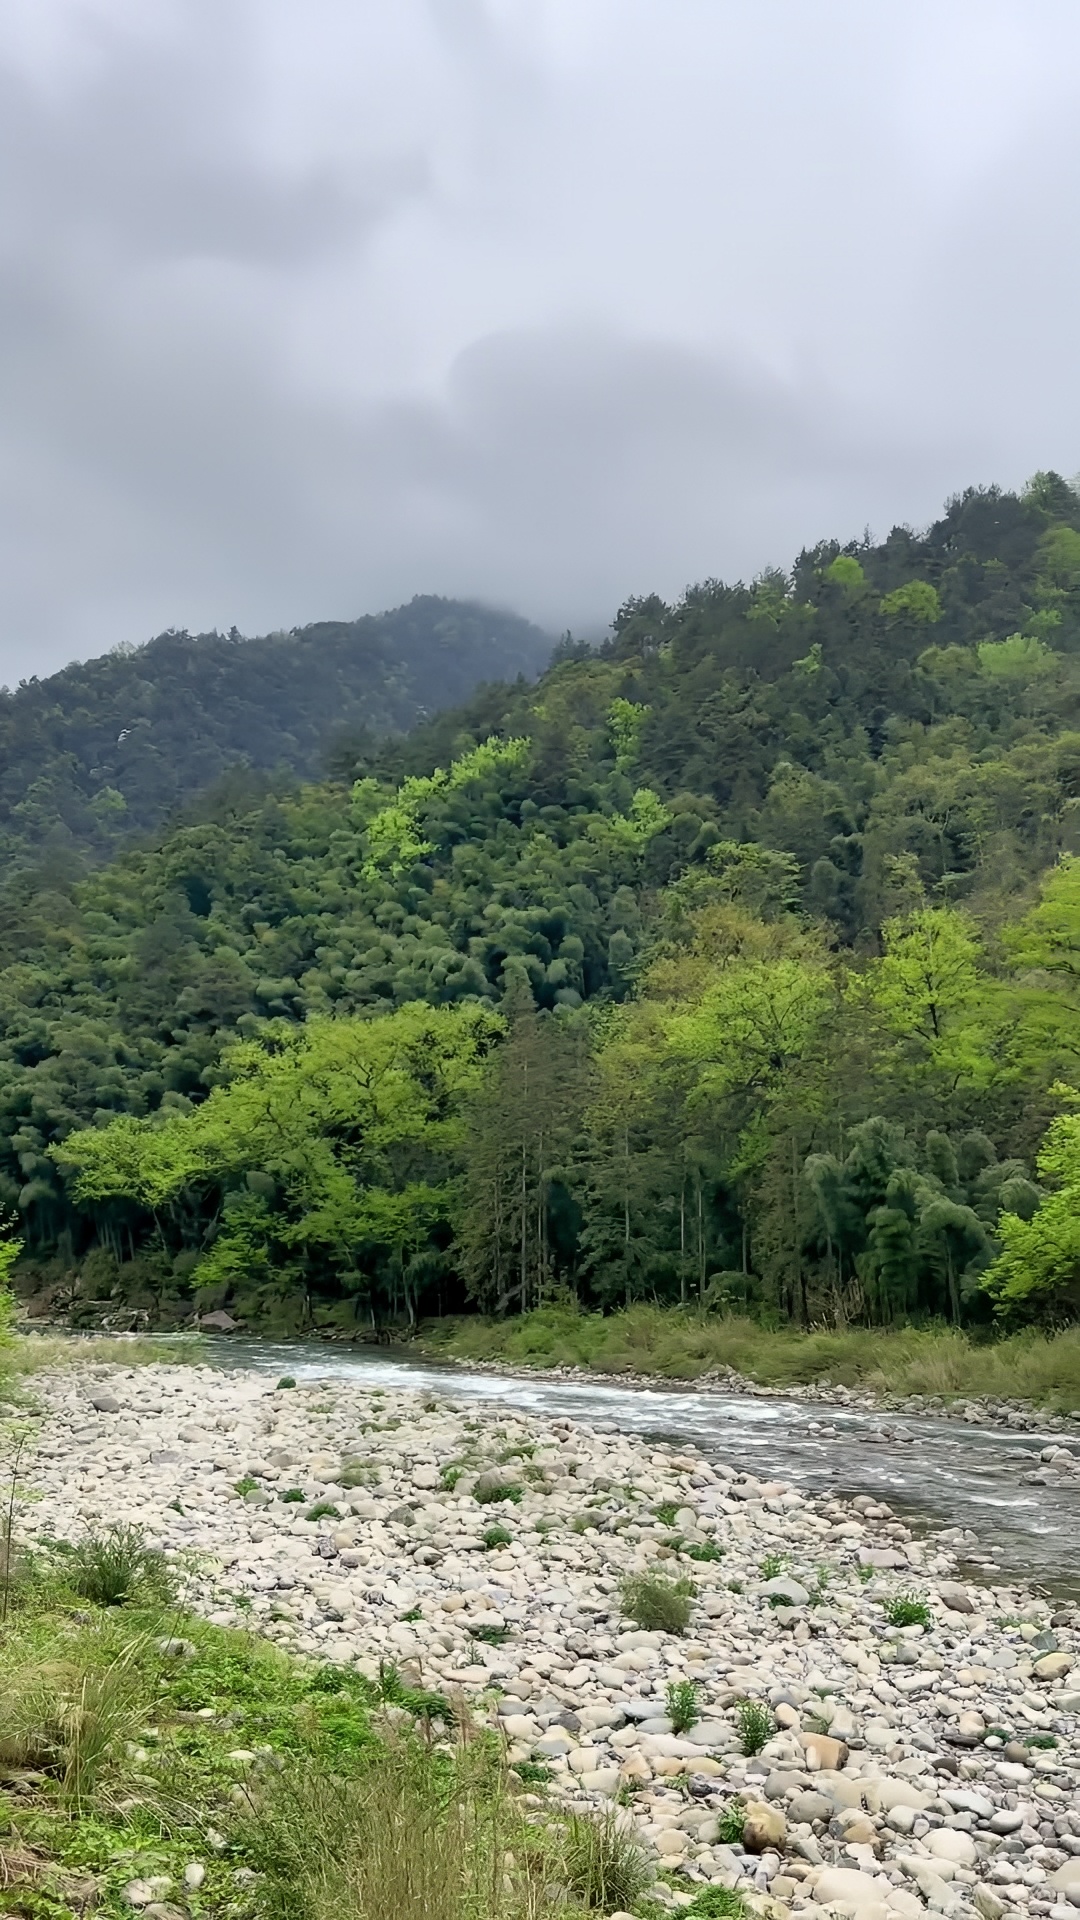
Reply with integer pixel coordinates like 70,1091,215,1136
23,1362,1080,1920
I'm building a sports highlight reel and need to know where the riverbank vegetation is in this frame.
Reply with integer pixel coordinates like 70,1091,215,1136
0,1523,660,1920
421,1305,1080,1412
8,477,1080,1338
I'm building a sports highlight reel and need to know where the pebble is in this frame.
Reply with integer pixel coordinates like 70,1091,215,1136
21,1360,1080,1919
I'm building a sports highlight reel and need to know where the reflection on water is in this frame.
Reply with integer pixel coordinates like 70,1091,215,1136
198,1336,1079,1595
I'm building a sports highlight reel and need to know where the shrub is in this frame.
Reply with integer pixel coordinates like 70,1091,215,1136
735,1698,774,1755
883,1591,931,1628
482,1523,512,1550
62,1526,173,1609
619,1572,694,1635
665,1678,700,1734
276,1376,297,1389
558,1807,653,1912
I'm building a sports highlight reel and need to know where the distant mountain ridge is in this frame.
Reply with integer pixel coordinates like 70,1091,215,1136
0,596,552,873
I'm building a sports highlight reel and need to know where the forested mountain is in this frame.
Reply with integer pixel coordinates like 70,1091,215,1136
9,474,1080,1335
0,597,551,874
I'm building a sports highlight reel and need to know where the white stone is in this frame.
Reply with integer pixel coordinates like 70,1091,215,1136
926,1831,978,1867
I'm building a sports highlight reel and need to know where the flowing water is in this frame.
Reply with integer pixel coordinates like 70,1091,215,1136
201,1337,1080,1596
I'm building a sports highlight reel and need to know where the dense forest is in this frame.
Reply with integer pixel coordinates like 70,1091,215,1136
8,473,1080,1335
0,596,550,876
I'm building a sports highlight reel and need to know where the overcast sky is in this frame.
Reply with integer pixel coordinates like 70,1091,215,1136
2,0,1079,678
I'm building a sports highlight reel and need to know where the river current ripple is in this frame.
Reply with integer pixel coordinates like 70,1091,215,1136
202,1337,1080,1596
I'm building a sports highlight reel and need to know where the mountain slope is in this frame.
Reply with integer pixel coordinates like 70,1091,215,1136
8,474,1080,1332
0,596,552,873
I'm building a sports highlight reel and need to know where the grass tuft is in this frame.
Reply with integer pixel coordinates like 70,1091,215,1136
557,1807,653,1912
883,1590,931,1628
619,1572,694,1635
734,1698,774,1756
58,1525,174,1610
665,1678,700,1734
685,1888,748,1919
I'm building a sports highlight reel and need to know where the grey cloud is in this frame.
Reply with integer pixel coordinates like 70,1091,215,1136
1,0,1079,680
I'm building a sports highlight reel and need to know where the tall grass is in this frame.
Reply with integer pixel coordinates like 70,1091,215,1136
422,1305,1080,1412
8,1334,197,1375
242,1735,592,1920
0,1623,155,1809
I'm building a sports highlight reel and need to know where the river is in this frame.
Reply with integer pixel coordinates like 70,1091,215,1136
197,1335,1080,1597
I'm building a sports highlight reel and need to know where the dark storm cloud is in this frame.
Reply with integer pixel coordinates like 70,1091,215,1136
0,0,1078,676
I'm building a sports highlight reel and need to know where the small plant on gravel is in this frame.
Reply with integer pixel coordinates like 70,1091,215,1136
715,1799,746,1845
857,1564,875,1583
512,1759,550,1786
63,1525,173,1609
685,1887,747,1919
734,1698,774,1756
280,1488,305,1502
883,1591,931,1628
305,1502,341,1523
654,1501,681,1526
439,1464,464,1491
558,1807,653,1913
758,1552,787,1580
665,1678,700,1734
570,1514,594,1535
727,1578,744,1594
276,1376,296,1389
399,1606,423,1623
234,1475,259,1496
373,1659,455,1724
482,1523,512,1550
467,1624,509,1646
475,1481,523,1506
339,1460,378,1489
1026,1732,1057,1748
683,1540,723,1563
620,1572,695,1635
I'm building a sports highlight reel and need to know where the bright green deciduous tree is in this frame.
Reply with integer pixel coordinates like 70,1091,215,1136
984,1088,1080,1322
879,580,941,623
53,1003,499,1324
857,906,1000,1092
